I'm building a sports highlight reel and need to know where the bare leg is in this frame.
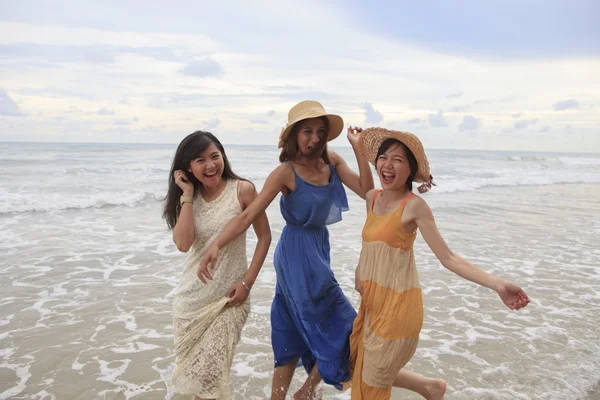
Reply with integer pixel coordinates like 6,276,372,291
294,362,322,400
271,358,298,400
393,370,446,400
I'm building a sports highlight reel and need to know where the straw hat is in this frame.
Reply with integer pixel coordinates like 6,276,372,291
278,100,344,148
358,127,435,193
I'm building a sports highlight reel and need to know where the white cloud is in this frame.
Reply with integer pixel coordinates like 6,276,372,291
514,119,538,129
0,22,219,51
147,98,165,109
0,89,25,116
180,58,225,78
514,120,527,129
450,105,469,112
539,126,550,133
512,112,522,118
0,11,598,152
408,118,421,124
202,118,221,130
428,111,448,127
363,103,383,124
459,115,481,131
251,119,268,124
446,91,463,99
97,107,116,115
553,99,580,111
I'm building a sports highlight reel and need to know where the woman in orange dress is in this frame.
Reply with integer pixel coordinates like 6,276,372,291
349,128,531,400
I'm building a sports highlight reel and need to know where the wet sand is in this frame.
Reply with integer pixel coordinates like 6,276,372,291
589,385,600,400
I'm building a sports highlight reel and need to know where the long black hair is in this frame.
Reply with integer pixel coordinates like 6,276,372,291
162,131,244,229
376,138,418,191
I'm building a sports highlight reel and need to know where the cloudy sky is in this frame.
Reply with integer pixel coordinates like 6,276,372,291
0,0,599,152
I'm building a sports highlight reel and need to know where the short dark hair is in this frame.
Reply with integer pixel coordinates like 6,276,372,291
375,138,418,191
279,117,331,164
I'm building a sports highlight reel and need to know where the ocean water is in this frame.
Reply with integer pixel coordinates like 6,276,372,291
0,142,599,399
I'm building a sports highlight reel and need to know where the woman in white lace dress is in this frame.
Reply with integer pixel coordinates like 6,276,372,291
163,131,271,400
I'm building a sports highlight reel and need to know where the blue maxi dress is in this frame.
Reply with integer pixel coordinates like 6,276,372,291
271,161,358,390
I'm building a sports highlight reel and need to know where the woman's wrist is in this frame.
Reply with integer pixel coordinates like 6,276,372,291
211,240,222,252
351,142,366,158
242,275,256,289
241,279,251,291
489,276,504,292
180,195,193,206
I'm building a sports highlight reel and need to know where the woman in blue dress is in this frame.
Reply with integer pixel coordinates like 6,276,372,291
198,100,374,399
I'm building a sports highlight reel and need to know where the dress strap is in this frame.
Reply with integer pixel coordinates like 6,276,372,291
286,161,299,178
286,161,296,172
225,178,237,201
235,178,243,200
328,163,336,176
398,192,415,209
371,190,382,210
372,191,414,211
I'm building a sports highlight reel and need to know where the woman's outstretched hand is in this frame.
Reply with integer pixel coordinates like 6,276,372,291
496,280,530,310
347,126,363,147
198,244,219,283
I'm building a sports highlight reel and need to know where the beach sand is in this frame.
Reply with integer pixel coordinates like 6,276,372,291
589,385,600,400
2,142,600,400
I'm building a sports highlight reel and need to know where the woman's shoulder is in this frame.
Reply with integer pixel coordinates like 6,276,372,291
406,192,426,205
273,161,297,180
365,188,378,202
327,149,340,161
236,179,255,193
404,193,430,216
234,179,256,208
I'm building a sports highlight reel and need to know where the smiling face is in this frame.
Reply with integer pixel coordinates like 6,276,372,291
375,139,417,191
188,143,224,189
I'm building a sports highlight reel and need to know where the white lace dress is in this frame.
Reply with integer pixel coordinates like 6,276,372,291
172,179,250,399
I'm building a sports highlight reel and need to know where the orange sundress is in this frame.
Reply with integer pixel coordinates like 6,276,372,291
349,191,424,399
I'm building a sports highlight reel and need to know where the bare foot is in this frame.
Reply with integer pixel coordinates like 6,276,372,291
293,383,323,400
424,379,446,400
293,388,311,400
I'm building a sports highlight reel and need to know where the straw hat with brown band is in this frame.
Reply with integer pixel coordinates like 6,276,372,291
358,127,436,193
278,100,344,148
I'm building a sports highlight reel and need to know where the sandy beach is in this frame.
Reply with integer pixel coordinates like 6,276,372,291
1,143,599,399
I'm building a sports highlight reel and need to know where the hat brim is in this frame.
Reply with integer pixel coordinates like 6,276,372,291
358,127,431,183
278,114,344,148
